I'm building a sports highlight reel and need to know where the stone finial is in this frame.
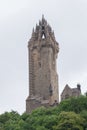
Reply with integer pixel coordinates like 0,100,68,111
32,27,34,33
42,14,44,19
39,20,41,26
48,24,52,32
31,27,36,40
42,15,47,25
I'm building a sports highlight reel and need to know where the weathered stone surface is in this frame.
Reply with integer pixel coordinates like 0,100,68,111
26,16,59,113
61,84,81,101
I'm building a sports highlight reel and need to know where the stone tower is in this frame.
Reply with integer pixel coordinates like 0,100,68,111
26,16,59,113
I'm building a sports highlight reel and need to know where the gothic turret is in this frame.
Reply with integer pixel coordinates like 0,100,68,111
26,16,59,113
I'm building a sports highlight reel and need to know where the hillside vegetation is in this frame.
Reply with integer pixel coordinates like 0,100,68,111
0,96,87,130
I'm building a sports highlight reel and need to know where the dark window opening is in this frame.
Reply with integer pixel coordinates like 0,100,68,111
49,84,53,96
42,25,45,30
39,62,41,67
55,100,57,103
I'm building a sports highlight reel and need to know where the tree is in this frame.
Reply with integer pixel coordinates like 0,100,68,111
53,111,85,130
58,96,87,113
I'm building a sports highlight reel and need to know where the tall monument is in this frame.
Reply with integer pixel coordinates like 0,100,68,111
26,16,59,113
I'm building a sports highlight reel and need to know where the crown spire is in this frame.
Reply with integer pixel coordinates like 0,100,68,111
29,16,58,45
42,14,44,19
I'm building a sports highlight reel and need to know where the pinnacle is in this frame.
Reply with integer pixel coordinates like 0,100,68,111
42,14,44,19
41,14,47,25
31,16,55,41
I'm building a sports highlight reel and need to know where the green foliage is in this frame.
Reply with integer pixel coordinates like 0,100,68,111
23,107,58,130
53,111,85,130
80,110,87,129
1,96,87,130
58,96,87,113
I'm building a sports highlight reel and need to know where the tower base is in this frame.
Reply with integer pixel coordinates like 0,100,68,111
26,96,58,113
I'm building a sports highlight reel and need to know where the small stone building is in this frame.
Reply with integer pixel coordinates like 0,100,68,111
61,84,81,101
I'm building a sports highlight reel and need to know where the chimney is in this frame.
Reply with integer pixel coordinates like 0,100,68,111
77,84,81,91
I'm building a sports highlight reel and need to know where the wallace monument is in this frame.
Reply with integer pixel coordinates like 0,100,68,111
26,16,59,113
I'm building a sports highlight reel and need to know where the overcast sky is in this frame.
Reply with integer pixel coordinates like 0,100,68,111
0,0,87,114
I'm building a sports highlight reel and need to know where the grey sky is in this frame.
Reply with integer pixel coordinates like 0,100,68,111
0,0,87,114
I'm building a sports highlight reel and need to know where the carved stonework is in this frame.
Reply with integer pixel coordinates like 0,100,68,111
26,16,59,113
